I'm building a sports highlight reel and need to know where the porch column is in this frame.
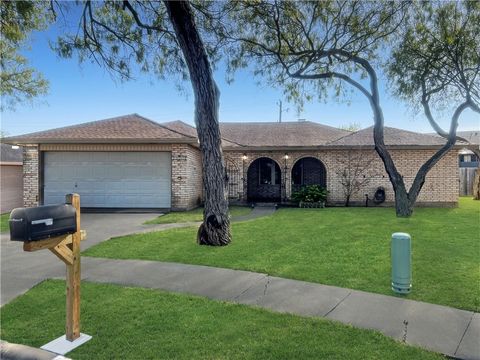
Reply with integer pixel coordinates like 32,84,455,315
282,154,292,202
23,145,39,207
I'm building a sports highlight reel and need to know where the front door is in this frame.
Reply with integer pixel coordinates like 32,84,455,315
247,157,281,202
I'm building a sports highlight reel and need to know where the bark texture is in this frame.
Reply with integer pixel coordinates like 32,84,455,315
474,168,480,200
164,0,231,245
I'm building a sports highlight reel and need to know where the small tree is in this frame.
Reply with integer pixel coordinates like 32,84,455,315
336,149,375,207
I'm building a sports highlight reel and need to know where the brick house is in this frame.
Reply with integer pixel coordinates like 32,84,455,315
4,114,467,210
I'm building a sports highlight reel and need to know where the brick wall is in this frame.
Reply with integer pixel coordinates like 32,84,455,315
171,144,203,210
23,145,39,207
225,148,459,206
21,143,457,210
324,149,459,205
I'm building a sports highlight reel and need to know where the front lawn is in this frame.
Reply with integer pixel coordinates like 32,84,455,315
1,212,10,233
0,280,441,359
84,198,480,311
145,206,252,224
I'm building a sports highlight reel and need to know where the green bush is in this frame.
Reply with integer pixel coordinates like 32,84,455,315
291,185,328,203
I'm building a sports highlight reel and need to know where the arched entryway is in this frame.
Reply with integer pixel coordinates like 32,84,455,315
291,157,327,193
247,157,281,202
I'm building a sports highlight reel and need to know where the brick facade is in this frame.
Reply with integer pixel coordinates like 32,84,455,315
224,148,459,206
23,145,39,207
21,143,458,210
171,144,203,210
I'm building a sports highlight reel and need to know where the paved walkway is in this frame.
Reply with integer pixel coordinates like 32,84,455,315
232,206,276,222
77,257,479,360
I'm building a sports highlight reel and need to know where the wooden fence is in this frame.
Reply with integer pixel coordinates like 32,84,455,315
459,167,477,196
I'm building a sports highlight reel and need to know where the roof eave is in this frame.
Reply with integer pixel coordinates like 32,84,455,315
223,144,467,151
0,161,23,166
222,145,329,151
2,138,198,145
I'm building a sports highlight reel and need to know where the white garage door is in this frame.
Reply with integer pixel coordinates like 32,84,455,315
44,152,171,208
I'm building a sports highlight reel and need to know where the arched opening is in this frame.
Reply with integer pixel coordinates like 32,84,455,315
291,157,327,193
247,157,281,202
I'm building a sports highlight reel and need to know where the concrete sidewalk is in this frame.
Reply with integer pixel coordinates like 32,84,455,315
0,206,274,306
79,257,479,360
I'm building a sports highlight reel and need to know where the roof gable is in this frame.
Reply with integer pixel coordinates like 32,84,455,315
327,126,463,147
456,131,480,145
218,121,351,147
4,114,196,144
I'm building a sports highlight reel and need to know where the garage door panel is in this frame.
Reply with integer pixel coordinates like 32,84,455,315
44,152,171,208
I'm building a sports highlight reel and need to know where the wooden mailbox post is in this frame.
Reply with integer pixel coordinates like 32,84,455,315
23,193,86,342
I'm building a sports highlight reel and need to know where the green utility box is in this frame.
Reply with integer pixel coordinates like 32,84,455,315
391,232,411,294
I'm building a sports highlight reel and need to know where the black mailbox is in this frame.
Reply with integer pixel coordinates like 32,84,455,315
9,204,77,242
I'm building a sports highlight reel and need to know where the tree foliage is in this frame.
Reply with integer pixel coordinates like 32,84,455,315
55,1,180,80
217,0,406,107
0,0,52,110
388,1,480,137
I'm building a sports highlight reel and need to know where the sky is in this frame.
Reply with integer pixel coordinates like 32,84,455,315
1,16,479,137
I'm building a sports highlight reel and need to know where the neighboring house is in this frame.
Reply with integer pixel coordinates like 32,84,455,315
3,114,466,210
0,143,23,213
456,131,479,196
457,131,479,168
459,149,479,168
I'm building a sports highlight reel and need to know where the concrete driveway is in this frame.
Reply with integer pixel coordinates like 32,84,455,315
0,213,170,306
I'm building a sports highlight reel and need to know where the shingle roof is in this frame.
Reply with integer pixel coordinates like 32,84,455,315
327,126,465,147
3,114,465,148
218,121,351,147
162,120,244,148
0,143,22,163
456,131,480,145
3,114,196,144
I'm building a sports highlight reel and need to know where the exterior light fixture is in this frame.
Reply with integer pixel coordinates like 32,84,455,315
12,145,20,149
284,153,289,160
242,154,247,160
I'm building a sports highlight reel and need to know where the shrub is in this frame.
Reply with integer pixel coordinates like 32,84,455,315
291,185,328,203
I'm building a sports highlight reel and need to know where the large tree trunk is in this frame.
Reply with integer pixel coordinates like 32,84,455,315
473,150,480,200
367,68,412,217
473,168,480,200
164,0,231,246
393,185,412,217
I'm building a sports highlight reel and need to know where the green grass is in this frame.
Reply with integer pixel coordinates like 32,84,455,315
1,212,10,233
84,198,480,311
0,280,442,360
144,206,252,224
